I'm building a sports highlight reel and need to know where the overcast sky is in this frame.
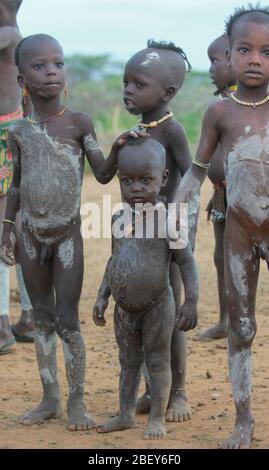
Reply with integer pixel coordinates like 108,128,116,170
18,0,269,71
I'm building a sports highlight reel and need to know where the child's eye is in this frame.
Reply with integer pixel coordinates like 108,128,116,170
122,178,132,185
56,63,64,68
135,81,145,89
123,80,128,87
33,64,44,70
238,47,248,54
142,177,151,184
263,50,269,56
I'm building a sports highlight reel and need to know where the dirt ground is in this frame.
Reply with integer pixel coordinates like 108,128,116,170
1,175,269,449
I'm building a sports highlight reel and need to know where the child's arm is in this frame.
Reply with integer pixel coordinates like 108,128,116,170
168,103,221,241
79,113,144,184
0,128,21,266
93,258,112,327
168,120,192,176
172,245,199,331
93,211,119,326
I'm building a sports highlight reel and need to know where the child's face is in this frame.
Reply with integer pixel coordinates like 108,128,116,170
118,145,167,206
123,61,167,115
208,39,234,93
229,21,269,87
19,39,65,100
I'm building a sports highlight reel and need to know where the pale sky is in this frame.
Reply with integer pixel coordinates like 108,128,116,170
18,0,269,71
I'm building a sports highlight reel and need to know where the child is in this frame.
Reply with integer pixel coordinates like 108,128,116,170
0,33,133,430
0,0,34,355
170,5,269,448
198,34,236,341
123,40,197,423
93,137,198,439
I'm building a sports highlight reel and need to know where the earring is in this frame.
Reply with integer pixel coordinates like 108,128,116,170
22,87,29,105
64,83,69,100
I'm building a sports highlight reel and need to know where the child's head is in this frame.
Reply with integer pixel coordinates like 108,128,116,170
208,35,236,95
123,40,190,115
15,34,65,101
225,4,269,87
118,137,168,206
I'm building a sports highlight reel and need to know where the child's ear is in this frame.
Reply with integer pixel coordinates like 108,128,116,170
17,74,25,90
162,169,169,187
226,49,231,66
163,86,176,102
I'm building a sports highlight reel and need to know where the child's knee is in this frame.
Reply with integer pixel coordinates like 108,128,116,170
231,317,256,347
146,352,170,374
55,321,80,341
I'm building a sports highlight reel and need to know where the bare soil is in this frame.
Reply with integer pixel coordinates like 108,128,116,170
1,175,269,449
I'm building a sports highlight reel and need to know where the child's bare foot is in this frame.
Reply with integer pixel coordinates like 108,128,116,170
166,389,191,422
144,420,166,439
136,392,151,414
196,322,228,341
97,414,135,433
221,420,254,449
67,404,96,431
17,399,63,425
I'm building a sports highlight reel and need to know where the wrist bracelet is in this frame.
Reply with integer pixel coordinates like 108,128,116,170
193,159,210,169
2,219,15,225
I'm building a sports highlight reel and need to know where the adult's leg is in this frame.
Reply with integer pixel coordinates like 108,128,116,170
222,217,258,449
0,195,15,354
53,225,95,431
17,229,62,425
143,288,175,438
198,220,228,340
166,261,191,422
98,304,143,433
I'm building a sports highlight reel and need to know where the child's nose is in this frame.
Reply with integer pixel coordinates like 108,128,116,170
132,181,142,192
249,52,261,66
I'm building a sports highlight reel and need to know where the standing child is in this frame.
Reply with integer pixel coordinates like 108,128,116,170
170,5,269,448
0,0,34,355
0,33,131,430
93,136,198,439
123,40,196,422
198,34,236,341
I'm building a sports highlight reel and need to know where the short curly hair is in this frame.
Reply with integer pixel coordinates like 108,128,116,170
225,3,269,38
147,39,191,72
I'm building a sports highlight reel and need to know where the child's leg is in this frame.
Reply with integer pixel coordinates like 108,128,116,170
0,195,15,354
17,230,62,424
222,217,258,449
166,261,191,422
143,288,175,439
12,211,34,341
98,304,143,433
11,263,34,341
53,225,95,431
198,220,228,340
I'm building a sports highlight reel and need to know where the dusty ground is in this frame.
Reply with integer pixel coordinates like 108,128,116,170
1,175,269,449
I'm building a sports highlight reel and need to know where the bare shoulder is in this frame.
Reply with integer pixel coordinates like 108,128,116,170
205,98,231,122
67,109,95,136
7,118,27,137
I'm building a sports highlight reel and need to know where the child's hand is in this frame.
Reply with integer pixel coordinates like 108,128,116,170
93,298,108,326
113,130,149,148
176,300,198,331
0,232,16,266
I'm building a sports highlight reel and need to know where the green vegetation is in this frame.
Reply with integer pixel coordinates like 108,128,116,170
65,54,214,152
